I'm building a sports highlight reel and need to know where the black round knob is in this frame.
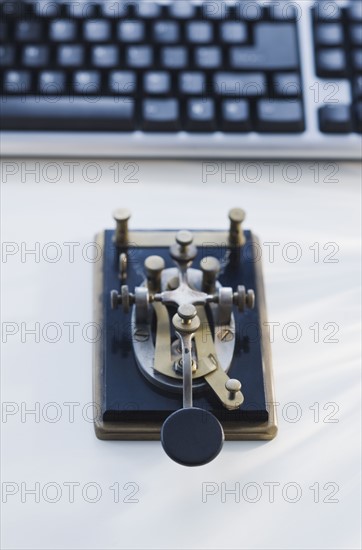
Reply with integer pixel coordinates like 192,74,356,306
161,408,224,467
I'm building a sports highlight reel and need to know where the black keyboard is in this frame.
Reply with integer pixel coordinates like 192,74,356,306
0,0,361,159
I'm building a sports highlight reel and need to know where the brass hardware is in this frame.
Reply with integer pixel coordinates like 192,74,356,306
119,253,127,282
228,207,246,247
225,378,242,400
144,255,165,292
200,256,221,294
113,208,131,247
170,230,197,264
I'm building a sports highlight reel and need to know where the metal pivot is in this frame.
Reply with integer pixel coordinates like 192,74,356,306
161,305,224,466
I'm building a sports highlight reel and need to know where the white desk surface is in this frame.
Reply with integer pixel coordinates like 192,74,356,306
1,159,361,550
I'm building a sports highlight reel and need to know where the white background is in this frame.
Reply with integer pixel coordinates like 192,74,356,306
1,158,361,549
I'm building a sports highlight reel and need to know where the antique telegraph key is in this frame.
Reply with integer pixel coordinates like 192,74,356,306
94,209,277,466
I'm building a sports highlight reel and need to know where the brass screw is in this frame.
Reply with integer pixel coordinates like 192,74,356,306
225,378,242,400
228,208,246,247
113,208,131,247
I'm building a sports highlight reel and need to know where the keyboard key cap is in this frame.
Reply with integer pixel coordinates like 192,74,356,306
161,47,188,68
1,96,135,131
187,99,216,132
109,71,137,94
118,20,145,42
0,45,15,67
15,20,42,41
221,100,251,132
257,99,304,132
220,22,248,44
352,49,362,71
348,2,362,21
319,104,353,133
355,101,362,132
316,48,347,77
144,72,171,94
143,99,180,131
74,71,101,94
195,47,221,68
50,20,77,42
39,71,66,94
153,21,179,43
314,2,342,21
273,73,301,96
58,45,84,67
315,23,343,45
22,45,49,67
354,75,362,98
169,1,196,19
3,70,31,93
66,2,97,18
92,45,119,67
179,72,205,94
127,46,153,68
351,24,362,46
186,22,213,43
214,73,266,97
137,2,161,18
230,23,298,70
84,20,111,42
101,2,128,18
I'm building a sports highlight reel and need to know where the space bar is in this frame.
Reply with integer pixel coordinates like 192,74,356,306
0,96,135,131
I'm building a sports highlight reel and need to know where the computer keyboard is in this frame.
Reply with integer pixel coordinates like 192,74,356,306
0,0,361,158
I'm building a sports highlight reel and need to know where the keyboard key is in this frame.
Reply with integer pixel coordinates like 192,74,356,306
109,71,137,94
15,20,42,41
186,22,213,43
0,45,15,67
351,24,362,46
74,71,101,94
214,73,266,97
202,2,228,19
257,100,304,132
3,70,31,93
137,2,161,18
273,73,301,96
195,47,221,68
58,45,84,67
319,104,353,133
315,23,343,45
84,20,111,42
92,45,119,67
143,99,180,131
230,24,298,70
50,20,77,42
144,72,171,94
66,2,97,18
22,45,49,67
118,20,145,42
220,22,247,44
127,46,153,68
348,2,362,21
187,99,216,132
161,47,188,68
269,4,298,20
352,49,362,71
316,48,347,77
101,2,128,18
221,100,251,132
153,21,179,43
179,72,205,94
355,102,362,132
169,1,196,18
39,71,66,94
1,96,135,131
314,2,342,21
354,76,362,98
